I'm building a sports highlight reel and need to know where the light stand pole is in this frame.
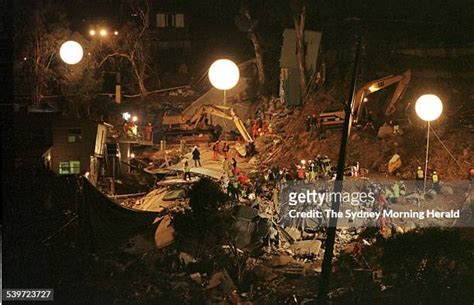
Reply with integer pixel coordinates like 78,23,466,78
317,35,362,305
423,121,430,194
208,59,240,142
415,94,443,193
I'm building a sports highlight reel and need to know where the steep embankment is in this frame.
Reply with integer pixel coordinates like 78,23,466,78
256,87,473,180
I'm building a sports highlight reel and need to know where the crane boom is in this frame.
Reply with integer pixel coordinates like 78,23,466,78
189,105,254,143
353,69,411,123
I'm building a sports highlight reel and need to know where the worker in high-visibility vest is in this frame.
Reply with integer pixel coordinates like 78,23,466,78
399,181,406,196
432,171,441,193
416,166,424,191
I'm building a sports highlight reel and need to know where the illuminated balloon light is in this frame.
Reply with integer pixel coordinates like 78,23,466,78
208,59,240,90
415,94,443,122
59,41,83,65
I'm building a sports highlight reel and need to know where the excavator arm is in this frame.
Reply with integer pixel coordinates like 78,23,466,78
353,69,411,123
189,105,254,143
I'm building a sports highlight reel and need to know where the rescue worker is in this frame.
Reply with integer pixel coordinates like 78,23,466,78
227,177,237,200
308,160,316,182
222,158,230,176
432,171,441,193
310,114,318,133
279,168,287,187
364,112,375,132
238,172,250,185
183,160,191,181
297,165,305,183
212,140,220,160
220,175,229,193
232,178,240,200
392,120,400,135
306,116,312,132
314,155,322,178
399,181,407,196
231,158,238,176
123,122,130,138
222,142,230,160
274,166,282,182
145,123,153,141
263,169,270,183
252,123,259,139
416,166,424,190
391,182,401,203
321,156,332,177
351,161,360,177
192,146,201,167
127,121,137,138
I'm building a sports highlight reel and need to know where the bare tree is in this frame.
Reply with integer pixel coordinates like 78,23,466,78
292,0,307,95
235,1,266,94
58,35,103,117
14,1,69,105
99,0,150,97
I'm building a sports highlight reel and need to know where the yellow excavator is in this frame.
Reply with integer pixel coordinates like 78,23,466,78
188,105,253,142
162,105,255,156
319,69,411,127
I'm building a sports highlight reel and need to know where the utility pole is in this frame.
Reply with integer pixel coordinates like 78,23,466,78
317,34,362,305
115,72,121,104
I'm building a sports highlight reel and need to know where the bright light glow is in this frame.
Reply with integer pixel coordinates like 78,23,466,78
301,160,306,165
208,59,240,90
59,40,83,65
89,29,96,36
99,29,107,36
368,85,378,92
363,97,368,102
130,153,135,158
84,171,90,178
114,31,119,35
122,112,131,121
415,94,443,122
132,115,138,122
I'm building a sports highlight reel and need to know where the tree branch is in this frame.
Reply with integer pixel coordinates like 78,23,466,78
99,52,131,67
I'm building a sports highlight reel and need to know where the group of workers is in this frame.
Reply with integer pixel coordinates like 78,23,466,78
305,114,319,133
182,145,202,181
122,121,153,141
212,140,231,161
415,166,441,193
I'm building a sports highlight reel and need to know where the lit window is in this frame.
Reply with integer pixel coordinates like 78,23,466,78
59,162,70,174
156,14,166,28
70,161,80,174
59,161,81,174
157,13,184,28
175,14,184,28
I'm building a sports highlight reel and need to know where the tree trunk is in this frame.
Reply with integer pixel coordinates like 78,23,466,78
131,59,147,97
243,7,266,93
33,14,41,105
249,31,265,90
294,6,306,97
